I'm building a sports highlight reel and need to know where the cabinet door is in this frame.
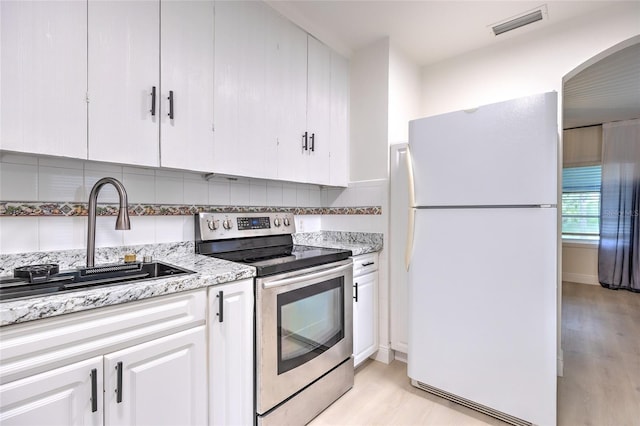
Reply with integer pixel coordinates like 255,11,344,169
353,271,378,367
0,0,87,158
305,36,331,185
329,52,349,187
213,1,275,179
87,0,159,166
0,356,103,426
265,11,308,183
160,0,214,172
104,326,207,426
209,280,254,426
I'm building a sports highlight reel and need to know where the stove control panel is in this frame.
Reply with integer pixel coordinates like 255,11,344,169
196,212,295,241
237,216,271,230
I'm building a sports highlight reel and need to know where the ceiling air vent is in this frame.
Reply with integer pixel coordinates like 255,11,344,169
491,5,547,36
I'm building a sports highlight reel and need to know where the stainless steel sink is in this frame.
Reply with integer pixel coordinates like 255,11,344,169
0,262,195,301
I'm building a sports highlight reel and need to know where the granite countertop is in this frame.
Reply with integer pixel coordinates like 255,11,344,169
0,232,382,327
0,242,255,327
293,231,383,256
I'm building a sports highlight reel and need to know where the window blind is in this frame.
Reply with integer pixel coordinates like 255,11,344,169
562,166,602,192
562,165,602,237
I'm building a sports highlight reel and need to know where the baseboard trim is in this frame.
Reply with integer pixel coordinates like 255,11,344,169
373,345,394,364
394,351,407,363
563,272,599,286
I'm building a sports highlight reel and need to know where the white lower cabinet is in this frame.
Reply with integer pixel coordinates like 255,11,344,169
0,289,208,426
0,327,207,426
104,326,207,426
0,356,103,426
352,254,379,367
208,279,254,426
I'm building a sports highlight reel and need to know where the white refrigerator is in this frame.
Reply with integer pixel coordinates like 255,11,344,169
406,92,558,426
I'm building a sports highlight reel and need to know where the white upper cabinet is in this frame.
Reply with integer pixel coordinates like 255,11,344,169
266,11,308,183
329,52,349,187
213,2,349,186
305,36,332,185
1,0,347,184
160,0,215,172
1,0,87,158
88,0,160,167
213,0,276,180
88,0,214,170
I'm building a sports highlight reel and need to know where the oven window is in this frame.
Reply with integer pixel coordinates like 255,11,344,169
277,277,344,374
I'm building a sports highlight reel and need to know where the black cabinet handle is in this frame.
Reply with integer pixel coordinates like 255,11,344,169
217,290,224,323
361,262,375,267
90,368,98,412
168,90,174,120
354,282,358,302
302,131,308,151
150,86,156,116
310,133,315,152
116,362,123,403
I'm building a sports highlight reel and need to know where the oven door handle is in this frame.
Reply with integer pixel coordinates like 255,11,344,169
261,262,352,289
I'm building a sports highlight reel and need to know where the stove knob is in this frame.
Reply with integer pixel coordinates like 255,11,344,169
273,218,281,227
223,219,233,230
283,218,290,227
207,219,218,231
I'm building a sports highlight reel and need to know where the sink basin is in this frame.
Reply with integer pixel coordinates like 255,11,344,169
0,262,195,301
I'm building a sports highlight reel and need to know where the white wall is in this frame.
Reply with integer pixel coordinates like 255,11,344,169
562,241,599,285
349,38,389,182
342,38,421,364
420,2,640,117
388,42,422,146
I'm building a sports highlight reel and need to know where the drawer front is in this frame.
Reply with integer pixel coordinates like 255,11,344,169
352,253,378,277
0,289,206,384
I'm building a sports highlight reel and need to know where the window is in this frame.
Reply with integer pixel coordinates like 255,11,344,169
562,165,601,239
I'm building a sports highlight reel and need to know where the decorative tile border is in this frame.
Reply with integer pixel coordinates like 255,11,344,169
0,202,382,217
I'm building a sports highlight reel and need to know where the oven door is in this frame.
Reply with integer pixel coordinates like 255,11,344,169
255,259,353,415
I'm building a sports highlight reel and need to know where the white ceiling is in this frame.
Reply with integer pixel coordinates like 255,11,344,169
563,42,640,129
267,1,626,66
268,0,640,129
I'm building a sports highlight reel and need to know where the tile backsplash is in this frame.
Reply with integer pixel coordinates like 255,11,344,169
0,152,323,207
0,152,387,254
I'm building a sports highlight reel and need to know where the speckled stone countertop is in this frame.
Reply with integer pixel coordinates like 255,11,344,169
293,231,383,256
1,232,382,326
0,242,255,327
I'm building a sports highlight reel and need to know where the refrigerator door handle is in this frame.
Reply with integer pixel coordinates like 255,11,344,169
405,147,416,271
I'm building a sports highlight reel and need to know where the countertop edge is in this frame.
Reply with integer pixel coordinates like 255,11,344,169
0,252,256,327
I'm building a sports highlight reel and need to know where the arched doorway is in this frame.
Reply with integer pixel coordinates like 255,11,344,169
558,35,640,424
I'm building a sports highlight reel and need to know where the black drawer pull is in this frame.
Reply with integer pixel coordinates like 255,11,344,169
217,290,224,323
361,261,375,267
116,361,123,403
150,86,157,116
168,90,174,120
91,368,98,412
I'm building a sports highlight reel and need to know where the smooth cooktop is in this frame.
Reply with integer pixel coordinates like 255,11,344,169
203,244,352,276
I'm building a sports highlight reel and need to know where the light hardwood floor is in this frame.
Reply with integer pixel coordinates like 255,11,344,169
311,282,640,425
558,281,640,425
